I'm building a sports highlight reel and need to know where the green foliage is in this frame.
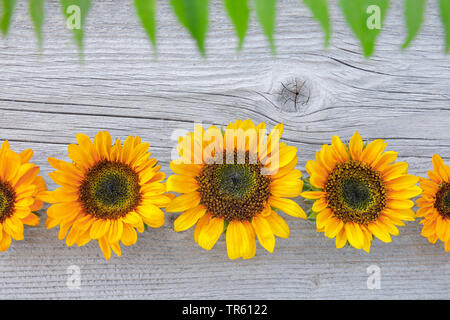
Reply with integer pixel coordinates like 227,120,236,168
223,0,249,50
170,0,208,56
60,0,91,54
307,208,318,221
1,0,16,37
29,0,45,48
440,0,450,53
303,0,331,46
222,220,229,234
135,0,157,52
302,177,321,192
2,1,450,58
403,0,426,48
254,0,277,53
340,0,389,57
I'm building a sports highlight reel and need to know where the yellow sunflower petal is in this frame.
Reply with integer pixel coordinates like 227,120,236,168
386,175,419,190
360,140,387,165
76,229,92,247
174,205,207,232
0,232,12,252
252,215,275,253
388,186,422,200
270,181,302,198
137,204,165,228
300,191,327,200
382,162,409,181
271,156,298,180
0,147,20,182
349,131,363,161
94,131,112,161
166,192,201,212
372,151,398,171
226,220,244,260
21,213,40,226
65,227,80,247
269,196,306,218
344,222,363,249
4,216,24,240
316,208,333,229
110,242,122,257
19,149,33,164
121,223,138,246
170,160,202,177
361,226,372,253
241,221,256,259
89,219,111,239
14,166,40,189
331,135,349,163
108,220,124,243
367,221,392,243
265,210,289,238
335,228,347,249
386,199,415,210
324,217,344,238
432,154,449,182
98,236,112,260
166,175,199,193
312,197,328,213
197,216,224,251
421,219,436,238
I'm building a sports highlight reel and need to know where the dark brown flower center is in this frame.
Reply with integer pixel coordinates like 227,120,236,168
325,160,387,225
196,150,271,222
0,181,16,223
79,161,141,219
435,182,450,219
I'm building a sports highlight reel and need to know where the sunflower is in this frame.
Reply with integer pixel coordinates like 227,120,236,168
0,141,46,252
416,154,450,251
43,131,172,260
166,119,306,260
301,132,421,252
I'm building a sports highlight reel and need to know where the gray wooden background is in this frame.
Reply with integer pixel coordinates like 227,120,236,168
0,0,449,299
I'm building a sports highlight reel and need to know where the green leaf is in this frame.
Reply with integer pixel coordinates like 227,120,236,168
170,0,208,56
222,220,229,234
1,0,16,37
134,0,157,52
223,0,249,50
29,0,45,49
302,177,321,192
254,0,277,53
402,0,426,48
339,0,389,57
60,0,91,53
303,0,331,46
440,0,450,53
307,208,318,221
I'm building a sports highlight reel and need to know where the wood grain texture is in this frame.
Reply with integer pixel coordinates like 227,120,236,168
0,0,449,299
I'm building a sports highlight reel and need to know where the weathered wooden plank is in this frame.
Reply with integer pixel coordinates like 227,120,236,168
0,0,448,299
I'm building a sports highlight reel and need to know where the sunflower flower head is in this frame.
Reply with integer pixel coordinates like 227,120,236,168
416,154,450,251
43,131,172,260
301,132,421,252
0,141,46,252
167,119,306,260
